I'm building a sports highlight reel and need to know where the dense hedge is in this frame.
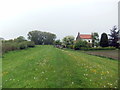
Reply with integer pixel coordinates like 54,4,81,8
2,41,35,54
66,45,74,49
74,40,91,50
65,45,116,50
77,47,116,51
64,40,116,50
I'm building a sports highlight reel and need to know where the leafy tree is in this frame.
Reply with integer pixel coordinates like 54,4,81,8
28,30,56,45
74,40,88,50
14,36,26,42
109,26,119,47
43,32,56,45
62,36,74,46
92,32,99,47
100,33,109,47
28,31,42,45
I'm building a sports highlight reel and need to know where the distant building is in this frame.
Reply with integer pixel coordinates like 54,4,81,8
76,32,92,43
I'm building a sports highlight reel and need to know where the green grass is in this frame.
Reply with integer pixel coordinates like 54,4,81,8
2,45,118,88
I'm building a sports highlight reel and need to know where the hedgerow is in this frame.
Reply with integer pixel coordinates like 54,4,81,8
2,41,35,54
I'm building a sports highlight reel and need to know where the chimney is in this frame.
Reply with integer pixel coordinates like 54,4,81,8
78,32,80,36
76,32,80,40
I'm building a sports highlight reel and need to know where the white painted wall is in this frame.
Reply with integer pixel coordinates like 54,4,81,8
81,39,92,43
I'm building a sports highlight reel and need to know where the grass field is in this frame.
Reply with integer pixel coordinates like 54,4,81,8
2,45,118,88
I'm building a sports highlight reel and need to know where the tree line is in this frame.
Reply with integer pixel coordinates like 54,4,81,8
54,26,120,50
1,25,120,54
1,31,56,54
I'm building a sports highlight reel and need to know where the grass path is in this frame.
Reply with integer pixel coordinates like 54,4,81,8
2,45,118,88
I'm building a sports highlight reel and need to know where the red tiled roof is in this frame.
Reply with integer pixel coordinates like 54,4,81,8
79,34,92,39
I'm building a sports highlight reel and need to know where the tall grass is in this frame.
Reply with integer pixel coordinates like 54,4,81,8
2,41,35,54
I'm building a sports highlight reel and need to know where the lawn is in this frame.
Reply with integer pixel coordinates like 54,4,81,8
2,45,118,88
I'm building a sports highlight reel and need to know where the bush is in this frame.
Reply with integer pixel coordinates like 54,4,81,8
10,43,19,50
2,42,19,53
19,42,28,49
80,47,116,51
66,45,74,49
74,40,89,50
53,40,62,45
27,41,35,47
2,40,35,54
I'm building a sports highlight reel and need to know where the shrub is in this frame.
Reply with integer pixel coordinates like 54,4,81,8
10,44,19,50
27,41,35,47
53,40,62,45
19,42,28,49
74,40,89,50
2,42,19,53
67,45,74,49
80,47,116,51
2,39,36,54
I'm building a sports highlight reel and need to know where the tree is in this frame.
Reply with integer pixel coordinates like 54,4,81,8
28,30,56,45
100,33,109,47
92,32,99,47
43,32,56,45
109,26,119,47
62,36,74,46
14,36,26,42
28,31,42,45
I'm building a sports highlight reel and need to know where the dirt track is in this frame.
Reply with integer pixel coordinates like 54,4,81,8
85,50,119,60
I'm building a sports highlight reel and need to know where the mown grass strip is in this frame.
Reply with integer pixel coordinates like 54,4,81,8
2,45,118,88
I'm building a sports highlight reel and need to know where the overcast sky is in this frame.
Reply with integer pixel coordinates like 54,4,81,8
0,0,119,40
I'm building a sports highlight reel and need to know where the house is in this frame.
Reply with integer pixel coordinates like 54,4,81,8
76,32,92,43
